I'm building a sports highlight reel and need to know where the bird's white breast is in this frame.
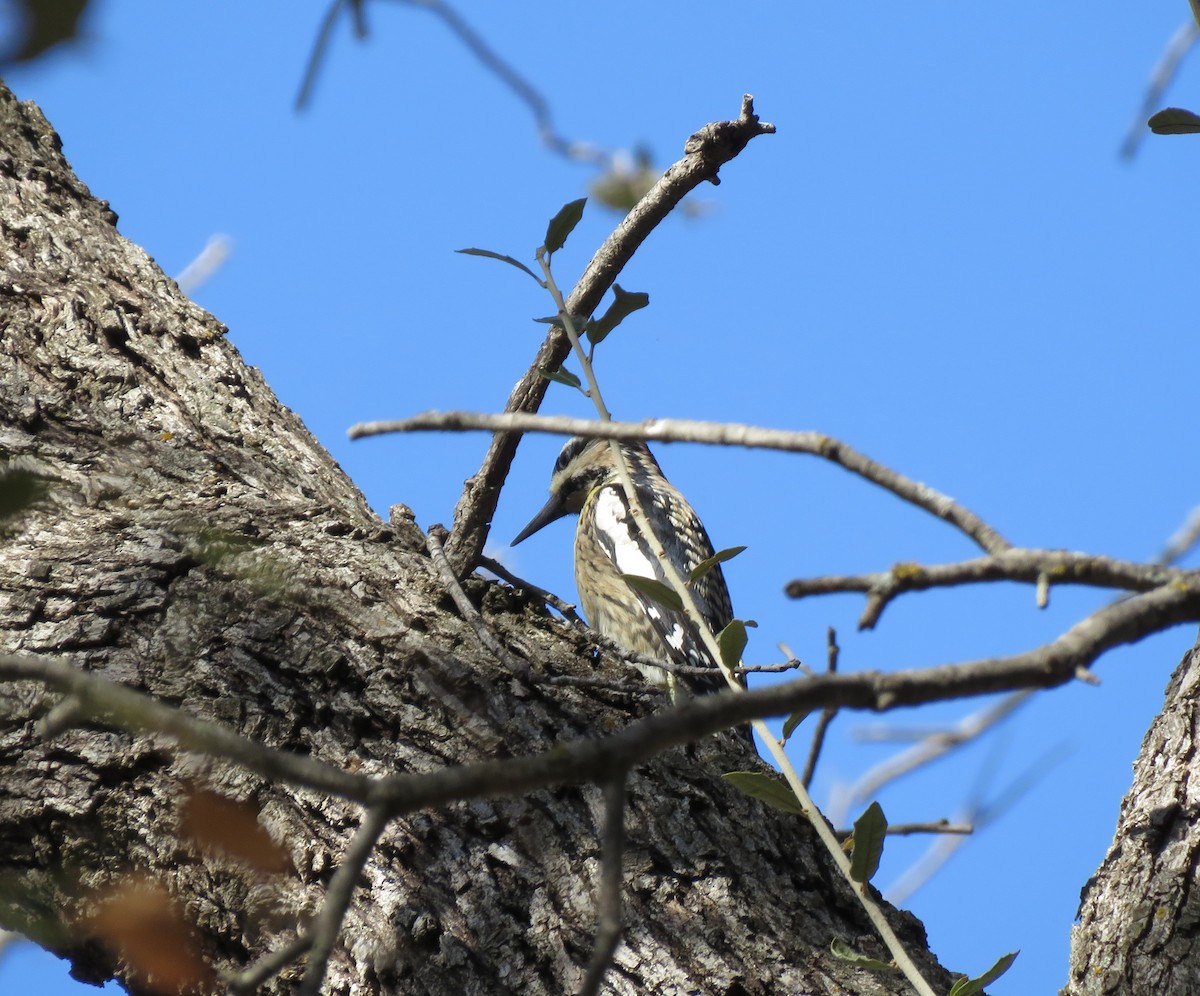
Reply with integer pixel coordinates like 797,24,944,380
593,487,656,579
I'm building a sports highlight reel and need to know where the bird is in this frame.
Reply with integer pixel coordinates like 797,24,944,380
511,435,741,701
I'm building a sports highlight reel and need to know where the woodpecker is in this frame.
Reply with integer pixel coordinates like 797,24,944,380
511,436,739,699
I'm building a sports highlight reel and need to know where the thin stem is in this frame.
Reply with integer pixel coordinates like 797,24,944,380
535,259,940,995
298,807,393,995
579,775,629,996
351,410,1010,555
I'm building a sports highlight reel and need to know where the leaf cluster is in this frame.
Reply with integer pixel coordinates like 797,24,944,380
458,199,650,390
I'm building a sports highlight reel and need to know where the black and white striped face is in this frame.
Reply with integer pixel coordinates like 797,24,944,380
548,437,612,514
512,437,660,545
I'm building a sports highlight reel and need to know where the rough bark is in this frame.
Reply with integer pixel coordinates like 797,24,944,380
0,80,956,994
1066,632,1200,995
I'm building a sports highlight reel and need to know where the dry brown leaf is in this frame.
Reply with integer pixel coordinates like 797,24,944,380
77,874,212,994
178,786,292,875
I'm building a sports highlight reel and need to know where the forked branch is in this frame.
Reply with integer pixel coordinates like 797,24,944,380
438,97,775,576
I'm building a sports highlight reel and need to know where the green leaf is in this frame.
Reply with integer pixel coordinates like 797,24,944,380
848,801,887,884
584,284,650,347
543,198,587,254
780,709,808,742
1148,107,1200,135
8,0,92,65
454,247,542,283
537,367,583,390
828,938,896,972
688,545,748,583
721,771,805,815
588,151,658,213
716,618,756,670
619,574,683,612
0,469,49,524
948,951,1019,996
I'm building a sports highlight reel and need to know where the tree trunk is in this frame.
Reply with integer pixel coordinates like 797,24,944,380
1066,633,1200,996
0,79,956,994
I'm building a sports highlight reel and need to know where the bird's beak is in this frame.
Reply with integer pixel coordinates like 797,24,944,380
511,493,569,546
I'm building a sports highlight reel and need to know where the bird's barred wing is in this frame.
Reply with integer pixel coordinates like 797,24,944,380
592,485,729,693
643,481,734,632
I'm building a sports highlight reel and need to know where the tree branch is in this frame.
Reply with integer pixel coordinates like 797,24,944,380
1155,503,1200,567
298,806,393,996
426,524,533,681
785,548,1191,629
579,775,629,996
1119,18,1200,160
7,576,1196,824
843,690,1035,810
5,572,1194,990
437,97,776,576
834,821,974,840
350,410,1011,554
0,654,374,801
478,554,584,625
801,628,840,788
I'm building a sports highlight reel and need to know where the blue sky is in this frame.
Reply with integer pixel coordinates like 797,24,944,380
3,2,1199,993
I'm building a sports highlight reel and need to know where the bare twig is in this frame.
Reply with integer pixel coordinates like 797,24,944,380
436,531,652,692
738,659,806,675
785,548,1191,629
537,673,657,695
478,554,584,625
174,234,233,295
1120,18,1200,160
296,0,358,110
227,806,399,992
883,821,973,837
776,642,815,678
834,821,974,841
843,691,1034,812
4,577,1197,826
435,97,775,576
227,934,311,993
0,930,22,962
1,654,375,802
351,411,1010,555
298,806,393,996
299,0,609,160
406,0,608,164
426,525,533,681
1154,504,1200,567
587,644,801,681
801,628,840,789
579,775,629,996
800,710,836,789
885,827,973,906
885,743,1067,903
580,629,736,682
